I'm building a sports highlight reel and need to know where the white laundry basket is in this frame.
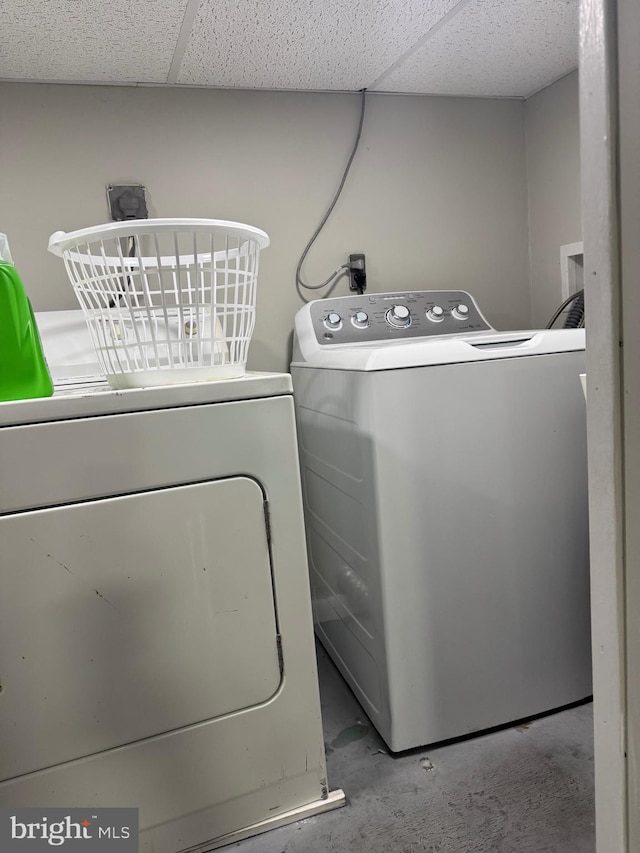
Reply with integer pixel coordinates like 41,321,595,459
48,219,270,389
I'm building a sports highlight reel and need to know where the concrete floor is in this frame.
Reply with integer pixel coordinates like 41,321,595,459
232,644,595,853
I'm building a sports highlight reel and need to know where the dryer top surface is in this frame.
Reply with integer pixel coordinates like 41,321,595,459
0,309,291,426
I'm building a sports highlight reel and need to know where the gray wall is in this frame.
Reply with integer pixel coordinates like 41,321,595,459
525,71,582,328
0,83,530,372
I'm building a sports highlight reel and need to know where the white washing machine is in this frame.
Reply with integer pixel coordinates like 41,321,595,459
291,290,592,753
0,311,344,851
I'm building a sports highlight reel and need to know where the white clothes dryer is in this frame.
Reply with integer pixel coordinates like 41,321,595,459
291,290,591,752
0,311,344,851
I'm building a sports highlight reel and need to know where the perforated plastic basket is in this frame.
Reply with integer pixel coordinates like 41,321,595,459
48,219,270,389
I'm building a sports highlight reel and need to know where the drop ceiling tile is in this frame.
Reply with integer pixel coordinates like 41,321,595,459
0,0,189,83
372,0,578,97
177,0,461,90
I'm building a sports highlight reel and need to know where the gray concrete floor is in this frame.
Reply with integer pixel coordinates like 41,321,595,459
232,644,595,853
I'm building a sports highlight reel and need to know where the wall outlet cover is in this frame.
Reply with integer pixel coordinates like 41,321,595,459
107,184,148,221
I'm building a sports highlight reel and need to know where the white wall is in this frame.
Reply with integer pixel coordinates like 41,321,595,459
525,71,582,328
0,83,530,372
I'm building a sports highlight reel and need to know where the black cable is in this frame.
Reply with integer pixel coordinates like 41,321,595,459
109,235,136,308
564,291,585,328
546,289,584,329
296,89,367,297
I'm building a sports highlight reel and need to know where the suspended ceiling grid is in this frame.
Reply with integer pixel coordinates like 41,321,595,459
0,0,579,98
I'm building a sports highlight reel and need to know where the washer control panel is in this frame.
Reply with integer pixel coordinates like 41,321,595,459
311,290,492,344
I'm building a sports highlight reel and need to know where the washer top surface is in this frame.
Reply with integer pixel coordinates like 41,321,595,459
292,290,585,371
0,310,291,427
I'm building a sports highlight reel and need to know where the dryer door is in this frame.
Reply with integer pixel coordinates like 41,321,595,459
0,476,281,780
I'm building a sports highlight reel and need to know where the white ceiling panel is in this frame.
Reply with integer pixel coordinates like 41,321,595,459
0,0,189,83
176,0,462,90
0,0,579,98
372,0,579,97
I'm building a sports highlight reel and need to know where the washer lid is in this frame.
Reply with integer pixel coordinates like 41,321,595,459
291,327,586,371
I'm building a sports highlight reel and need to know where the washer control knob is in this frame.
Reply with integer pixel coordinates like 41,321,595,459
453,303,469,319
386,305,411,327
324,311,342,329
352,311,369,328
427,305,445,322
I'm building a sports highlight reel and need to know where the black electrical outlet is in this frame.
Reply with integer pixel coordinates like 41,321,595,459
107,184,148,221
348,253,367,292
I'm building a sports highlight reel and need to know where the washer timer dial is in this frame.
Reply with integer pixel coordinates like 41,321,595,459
386,305,411,328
